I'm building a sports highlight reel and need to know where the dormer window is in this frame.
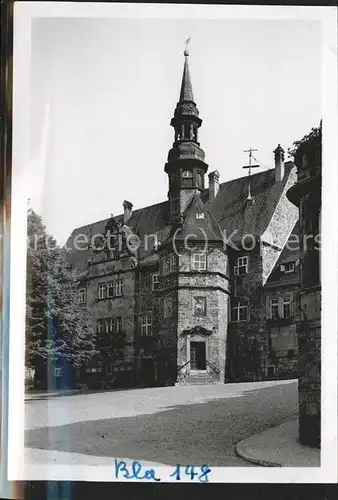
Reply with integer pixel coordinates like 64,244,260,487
196,212,204,219
280,262,295,274
285,262,295,273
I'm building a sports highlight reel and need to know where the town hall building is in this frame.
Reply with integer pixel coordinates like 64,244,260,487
65,46,300,388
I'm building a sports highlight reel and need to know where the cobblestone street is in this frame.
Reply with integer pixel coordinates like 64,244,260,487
25,380,298,467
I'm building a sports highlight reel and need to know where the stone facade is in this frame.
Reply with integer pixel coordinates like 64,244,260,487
262,272,300,380
226,217,300,383
174,244,229,383
77,227,137,387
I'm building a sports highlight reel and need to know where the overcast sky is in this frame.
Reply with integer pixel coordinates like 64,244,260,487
28,15,321,245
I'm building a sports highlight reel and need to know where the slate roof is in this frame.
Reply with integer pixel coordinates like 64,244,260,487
166,193,223,244
65,200,170,272
203,162,295,243
65,162,296,273
265,221,300,287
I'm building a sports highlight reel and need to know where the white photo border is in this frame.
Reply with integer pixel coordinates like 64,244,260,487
8,1,338,483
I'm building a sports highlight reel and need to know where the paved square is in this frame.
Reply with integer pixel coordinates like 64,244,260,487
25,380,297,467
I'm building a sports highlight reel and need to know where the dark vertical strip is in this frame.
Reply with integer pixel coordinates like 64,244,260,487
0,1,23,499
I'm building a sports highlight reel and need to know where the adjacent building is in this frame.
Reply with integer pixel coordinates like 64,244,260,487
287,125,321,448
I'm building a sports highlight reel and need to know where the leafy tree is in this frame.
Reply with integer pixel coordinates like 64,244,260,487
287,121,322,158
26,209,96,387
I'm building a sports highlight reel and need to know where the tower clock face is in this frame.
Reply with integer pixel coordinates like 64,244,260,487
182,170,193,178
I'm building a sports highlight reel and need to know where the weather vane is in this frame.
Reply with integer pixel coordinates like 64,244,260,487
184,37,191,56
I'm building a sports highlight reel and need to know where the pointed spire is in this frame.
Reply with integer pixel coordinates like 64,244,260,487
179,56,194,102
179,38,194,102
169,40,201,146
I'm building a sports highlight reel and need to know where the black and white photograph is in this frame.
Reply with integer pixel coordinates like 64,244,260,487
7,2,337,483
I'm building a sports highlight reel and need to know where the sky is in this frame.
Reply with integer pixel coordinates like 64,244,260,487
28,15,321,245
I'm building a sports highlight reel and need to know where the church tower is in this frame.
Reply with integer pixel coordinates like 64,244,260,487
165,41,209,224
153,42,229,386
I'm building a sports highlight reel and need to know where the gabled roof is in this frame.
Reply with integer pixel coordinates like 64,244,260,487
265,221,300,287
203,162,295,243
169,193,223,244
66,163,295,272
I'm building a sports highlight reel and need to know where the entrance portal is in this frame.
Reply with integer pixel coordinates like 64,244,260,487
190,341,206,370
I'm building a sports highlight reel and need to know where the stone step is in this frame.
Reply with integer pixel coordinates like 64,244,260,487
178,371,215,385
183,381,214,385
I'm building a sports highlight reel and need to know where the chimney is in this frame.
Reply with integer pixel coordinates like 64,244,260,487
274,144,285,182
123,200,133,224
208,170,220,200
245,184,254,207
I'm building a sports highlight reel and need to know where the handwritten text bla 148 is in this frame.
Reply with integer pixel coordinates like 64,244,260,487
114,460,211,482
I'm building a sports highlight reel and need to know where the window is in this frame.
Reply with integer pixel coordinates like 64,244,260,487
194,297,206,316
182,170,193,187
283,262,295,274
54,367,62,377
170,255,178,273
98,284,106,300
107,233,117,248
110,248,117,260
283,297,292,318
270,299,279,320
106,362,113,375
116,316,123,333
193,253,206,271
105,317,114,333
234,256,249,276
269,296,292,319
231,302,248,322
140,313,152,336
107,282,114,298
96,319,104,334
115,279,123,296
78,287,86,304
162,258,170,276
196,173,203,189
152,272,160,291
164,298,173,319
196,212,204,219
